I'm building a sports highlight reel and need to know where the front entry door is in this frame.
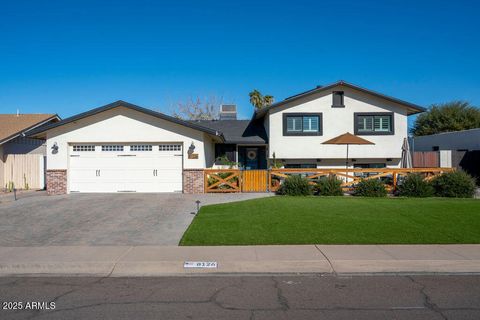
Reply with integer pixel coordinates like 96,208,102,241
238,146,267,170
245,148,259,169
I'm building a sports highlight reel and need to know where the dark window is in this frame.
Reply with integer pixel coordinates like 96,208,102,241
354,163,386,169
354,163,386,178
354,112,394,135
214,144,236,164
283,113,322,136
332,91,344,107
285,163,317,169
432,146,439,151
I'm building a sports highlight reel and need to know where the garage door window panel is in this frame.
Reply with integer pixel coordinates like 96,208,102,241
159,144,181,151
73,145,96,152
130,145,153,151
101,145,124,152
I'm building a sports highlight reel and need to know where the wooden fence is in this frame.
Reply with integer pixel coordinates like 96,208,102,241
413,151,439,167
204,169,242,193
204,167,454,193
2,154,44,190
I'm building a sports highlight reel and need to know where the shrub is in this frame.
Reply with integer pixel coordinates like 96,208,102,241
277,175,312,196
354,178,387,197
314,175,343,196
430,170,476,198
397,174,434,197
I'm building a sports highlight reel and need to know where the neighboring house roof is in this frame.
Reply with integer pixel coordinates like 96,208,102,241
28,100,225,141
190,120,268,144
254,80,426,119
413,128,480,138
0,114,60,145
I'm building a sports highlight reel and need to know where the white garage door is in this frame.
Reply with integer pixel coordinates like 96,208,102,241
69,143,183,193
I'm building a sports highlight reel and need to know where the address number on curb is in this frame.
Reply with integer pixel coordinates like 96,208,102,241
184,261,218,269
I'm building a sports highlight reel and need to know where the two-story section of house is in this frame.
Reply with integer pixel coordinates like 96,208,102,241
253,80,425,169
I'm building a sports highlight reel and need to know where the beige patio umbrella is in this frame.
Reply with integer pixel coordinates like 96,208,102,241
322,132,375,170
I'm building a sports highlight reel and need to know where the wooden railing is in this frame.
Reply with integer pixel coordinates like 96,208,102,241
204,169,242,193
269,167,455,192
204,167,455,193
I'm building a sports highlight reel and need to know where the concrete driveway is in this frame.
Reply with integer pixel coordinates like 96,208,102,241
0,192,271,246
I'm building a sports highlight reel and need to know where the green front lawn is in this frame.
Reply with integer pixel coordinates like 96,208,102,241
180,196,480,245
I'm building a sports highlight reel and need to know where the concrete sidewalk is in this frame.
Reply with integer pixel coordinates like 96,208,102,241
0,245,479,276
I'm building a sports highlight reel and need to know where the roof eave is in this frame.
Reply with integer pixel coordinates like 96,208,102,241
27,101,224,139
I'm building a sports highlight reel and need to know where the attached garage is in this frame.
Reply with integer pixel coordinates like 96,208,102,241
28,100,224,195
69,143,183,193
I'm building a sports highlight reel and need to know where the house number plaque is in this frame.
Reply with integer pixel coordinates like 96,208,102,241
183,261,218,268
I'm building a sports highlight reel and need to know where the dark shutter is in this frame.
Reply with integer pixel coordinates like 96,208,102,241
332,91,344,107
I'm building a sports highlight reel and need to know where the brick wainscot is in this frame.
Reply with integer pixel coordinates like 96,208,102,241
183,169,204,194
46,170,67,195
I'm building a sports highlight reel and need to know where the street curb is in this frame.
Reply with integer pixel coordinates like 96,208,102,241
1,260,480,277
1,245,480,277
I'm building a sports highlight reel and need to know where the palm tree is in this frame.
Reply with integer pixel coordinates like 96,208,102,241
249,90,263,109
263,95,274,107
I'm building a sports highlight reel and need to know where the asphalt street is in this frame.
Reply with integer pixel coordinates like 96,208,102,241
0,275,479,319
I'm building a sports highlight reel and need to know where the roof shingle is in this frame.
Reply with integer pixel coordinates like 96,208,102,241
190,120,268,144
0,114,58,144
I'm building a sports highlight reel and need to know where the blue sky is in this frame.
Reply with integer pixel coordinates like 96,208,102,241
1,0,479,123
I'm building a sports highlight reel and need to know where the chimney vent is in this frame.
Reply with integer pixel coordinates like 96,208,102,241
219,104,237,120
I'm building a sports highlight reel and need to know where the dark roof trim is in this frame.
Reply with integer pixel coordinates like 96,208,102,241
0,114,61,145
224,141,267,145
28,100,225,141
254,80,426,119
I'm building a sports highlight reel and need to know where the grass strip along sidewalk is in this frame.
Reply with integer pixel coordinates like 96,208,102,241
180,197,480,246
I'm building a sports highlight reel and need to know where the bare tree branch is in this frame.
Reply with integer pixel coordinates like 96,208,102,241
171,96,223,120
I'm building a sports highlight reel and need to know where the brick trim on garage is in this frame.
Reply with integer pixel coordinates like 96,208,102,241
46,170,67,195
183,169,204,194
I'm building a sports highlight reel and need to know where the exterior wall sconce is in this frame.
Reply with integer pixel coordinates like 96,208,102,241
188,142,195,155
51,142,59,154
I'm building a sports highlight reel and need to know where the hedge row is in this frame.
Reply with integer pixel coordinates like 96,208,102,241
276,171,476,198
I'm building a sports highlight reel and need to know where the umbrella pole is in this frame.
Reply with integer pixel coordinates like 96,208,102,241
346,144,349,170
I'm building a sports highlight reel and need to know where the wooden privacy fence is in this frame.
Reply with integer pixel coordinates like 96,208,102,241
204,167,454,193
413,151,439,167
2,154,44,190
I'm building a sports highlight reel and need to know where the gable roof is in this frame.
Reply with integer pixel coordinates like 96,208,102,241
0,114,60,145
28,100,225,141
254,80,426,119
190,120,268,144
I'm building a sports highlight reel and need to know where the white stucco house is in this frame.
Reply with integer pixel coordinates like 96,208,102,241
29,80,425,194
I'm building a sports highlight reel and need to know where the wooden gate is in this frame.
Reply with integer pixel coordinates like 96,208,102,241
242,170,268,192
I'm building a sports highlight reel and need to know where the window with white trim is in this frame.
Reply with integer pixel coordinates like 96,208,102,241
303,116,319,132
130,145,152,151
73,145,95,152
287,116,302,132
101,145,124,152
159,144,181,151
